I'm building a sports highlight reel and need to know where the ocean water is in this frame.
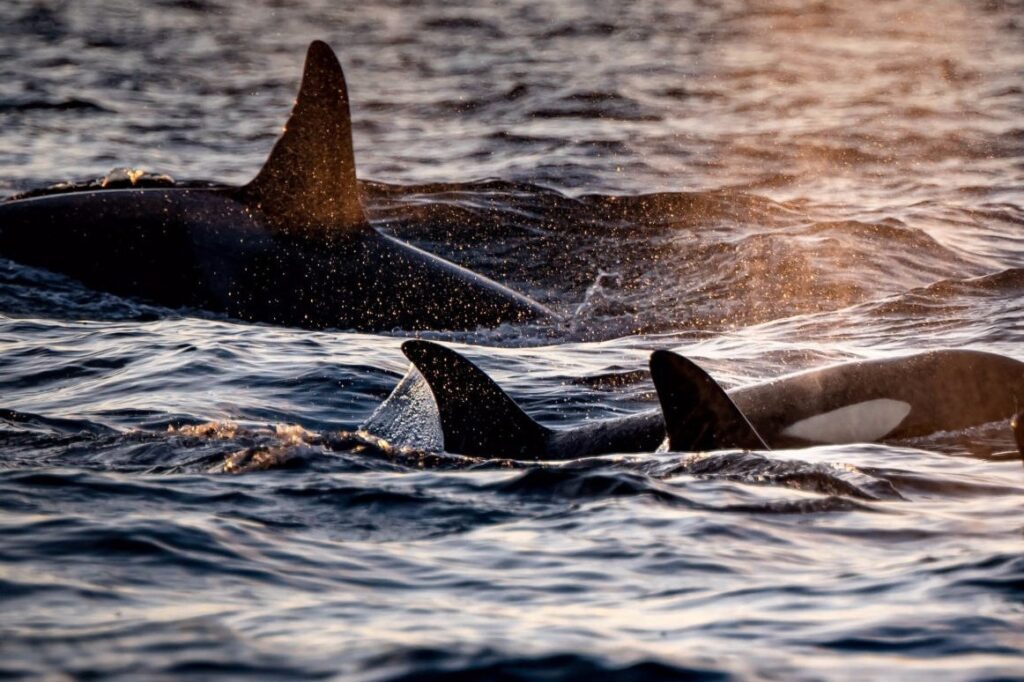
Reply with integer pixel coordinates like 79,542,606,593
1,0,1024,679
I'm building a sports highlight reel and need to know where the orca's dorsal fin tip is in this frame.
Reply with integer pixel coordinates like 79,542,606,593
307,40,335,59
240,40,367,235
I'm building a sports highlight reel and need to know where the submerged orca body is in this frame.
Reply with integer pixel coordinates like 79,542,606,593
0,42,551,331
389,341,1024,459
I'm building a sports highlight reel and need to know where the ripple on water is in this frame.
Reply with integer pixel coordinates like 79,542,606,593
1,0,1024,679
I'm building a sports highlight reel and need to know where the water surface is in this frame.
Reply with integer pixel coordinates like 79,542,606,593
1,1,1023,679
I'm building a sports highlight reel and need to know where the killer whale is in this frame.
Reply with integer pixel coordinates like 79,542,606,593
380,341,1024,459
374,340,666,459
680,349,1024,449
653,351,1024,460
0,41,551,332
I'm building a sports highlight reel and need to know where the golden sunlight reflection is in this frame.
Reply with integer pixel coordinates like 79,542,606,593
649,0,998,330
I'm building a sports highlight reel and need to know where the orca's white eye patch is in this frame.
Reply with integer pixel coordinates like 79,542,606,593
781,399,911,444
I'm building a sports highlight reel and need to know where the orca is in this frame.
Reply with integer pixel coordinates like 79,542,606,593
381,341,1024,459
0,41,552,332
383,339,666,459
720,349,1024,448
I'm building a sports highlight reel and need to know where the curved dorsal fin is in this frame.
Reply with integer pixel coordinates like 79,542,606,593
238,40,367,235
401,340,551,459
650,350,768,452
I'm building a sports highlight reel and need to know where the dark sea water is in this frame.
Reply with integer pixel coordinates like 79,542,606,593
2,0,1024,679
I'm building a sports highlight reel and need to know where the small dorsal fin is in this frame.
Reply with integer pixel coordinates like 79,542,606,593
401,340,551,459
238,40,367,235
650,350,767,452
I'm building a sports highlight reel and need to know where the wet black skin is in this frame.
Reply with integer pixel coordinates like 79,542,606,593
0,187,551,331
731,350,1024,447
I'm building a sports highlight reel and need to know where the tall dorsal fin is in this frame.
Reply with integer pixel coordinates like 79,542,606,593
650,350,767,452
238,40,367,235
401,341,551,459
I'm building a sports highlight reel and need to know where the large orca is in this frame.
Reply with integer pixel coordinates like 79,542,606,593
0,41,551,331
378,341,1024,459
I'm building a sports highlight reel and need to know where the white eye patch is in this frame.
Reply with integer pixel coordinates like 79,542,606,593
780,399,911,444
